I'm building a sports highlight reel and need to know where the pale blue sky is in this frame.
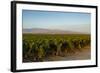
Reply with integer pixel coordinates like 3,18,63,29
22,10,91,33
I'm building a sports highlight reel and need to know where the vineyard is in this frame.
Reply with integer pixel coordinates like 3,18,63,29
23,34,91,62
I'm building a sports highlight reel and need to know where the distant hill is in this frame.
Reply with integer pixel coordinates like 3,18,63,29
23,28,88,34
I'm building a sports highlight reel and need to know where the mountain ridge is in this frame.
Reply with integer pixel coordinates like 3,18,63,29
23,28,89,34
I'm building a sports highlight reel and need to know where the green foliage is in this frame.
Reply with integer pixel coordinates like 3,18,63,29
23,34,90,62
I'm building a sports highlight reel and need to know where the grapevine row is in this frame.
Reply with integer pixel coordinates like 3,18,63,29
23,38,90,62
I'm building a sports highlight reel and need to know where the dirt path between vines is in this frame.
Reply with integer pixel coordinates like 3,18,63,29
46,46,91,61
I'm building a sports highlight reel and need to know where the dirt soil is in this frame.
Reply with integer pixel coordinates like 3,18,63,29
45,46,91,61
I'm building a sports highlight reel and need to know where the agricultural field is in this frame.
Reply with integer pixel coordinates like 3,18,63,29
22,34,91,62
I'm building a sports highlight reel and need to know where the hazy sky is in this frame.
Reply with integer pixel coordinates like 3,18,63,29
22,10,91,33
